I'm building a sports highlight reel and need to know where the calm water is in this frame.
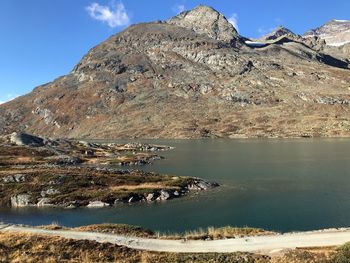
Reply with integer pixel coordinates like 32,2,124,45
1,139,350,233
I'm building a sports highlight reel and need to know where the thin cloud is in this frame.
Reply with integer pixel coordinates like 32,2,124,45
0,94,18,104
258,26,277,37
86,2,130,28
173,4,185,14
258,27,268,35
228,13,239,32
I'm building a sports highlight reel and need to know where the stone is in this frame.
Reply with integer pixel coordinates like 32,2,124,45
85,150,95,156
158,190,170,201
2,176,15,183
65,202,79,209
146,193,155,202
37,198,52,207
3,174,26,183
10,132,44,147
128,196,141,203
13,174,26,182
11,194,32,207
86,201,109,208
188,179,219,191
41,187,60,197
113,199,122,205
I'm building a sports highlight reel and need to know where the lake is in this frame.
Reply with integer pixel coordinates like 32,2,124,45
1,138,350,233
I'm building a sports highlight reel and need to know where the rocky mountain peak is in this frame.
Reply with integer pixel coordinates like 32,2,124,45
1,8,350,139
262,26,298,41
304,19,350,46
167,5,239,42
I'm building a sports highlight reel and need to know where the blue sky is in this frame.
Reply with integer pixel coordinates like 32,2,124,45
1,0,349,103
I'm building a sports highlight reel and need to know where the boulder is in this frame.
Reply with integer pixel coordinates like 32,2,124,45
2,176,15,183
65,201,79,209
188,179,219,191
37,198,52,207
41,187,60,197
11,194,32,207
10,132,44,147
128,196,142,203
13,174,26,182
157,190,171,201
3,174,26,183
86,201,109,208
146,193,155,202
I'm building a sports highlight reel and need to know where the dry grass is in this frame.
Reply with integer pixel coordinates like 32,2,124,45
37,222,69,231
36,223,277,241
0,165,192,207
108,183,181,191
184,226,276,240
0,224,347,262
74,223,155,238
154,226,276,240
0,232,269,263
271,247,335,263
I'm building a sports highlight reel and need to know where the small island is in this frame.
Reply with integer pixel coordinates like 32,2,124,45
0,132,218,208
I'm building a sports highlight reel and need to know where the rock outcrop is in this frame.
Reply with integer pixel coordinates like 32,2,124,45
87,201,110,208
167,5,240,43
10,132,44,147
11,194,32,207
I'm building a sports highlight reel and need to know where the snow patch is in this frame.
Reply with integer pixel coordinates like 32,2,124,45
327,40,350,47
245,41,267,47
334,19,350,23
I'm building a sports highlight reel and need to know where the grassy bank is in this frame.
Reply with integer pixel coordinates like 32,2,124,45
39,223,275,240
1,227,348,262
0,232,268,263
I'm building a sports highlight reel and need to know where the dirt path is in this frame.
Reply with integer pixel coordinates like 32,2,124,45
1,224,350,253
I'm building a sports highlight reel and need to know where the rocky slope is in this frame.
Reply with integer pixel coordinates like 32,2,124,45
1,5,350,139
304,19,350,46
261,26,300,41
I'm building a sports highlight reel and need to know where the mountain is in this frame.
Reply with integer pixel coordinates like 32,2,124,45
1,5,350,139
260,26,299,41
168,5,240,42
304,19,350,46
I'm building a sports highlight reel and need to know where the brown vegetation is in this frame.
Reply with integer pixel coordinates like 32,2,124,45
0,136,217,207
0,232,269,263
0,230,348,262
0,165,195,207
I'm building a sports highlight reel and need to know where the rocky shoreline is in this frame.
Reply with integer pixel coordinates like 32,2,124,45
0,132,219,208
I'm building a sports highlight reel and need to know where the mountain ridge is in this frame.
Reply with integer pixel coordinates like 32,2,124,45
304,19,350,46
1,5,350,139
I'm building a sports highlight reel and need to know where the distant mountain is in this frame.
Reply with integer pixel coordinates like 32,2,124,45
304,19,350,46
0,6,350,139
260,26,299,41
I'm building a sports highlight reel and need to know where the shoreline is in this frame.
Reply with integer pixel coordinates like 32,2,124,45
0,132,219,208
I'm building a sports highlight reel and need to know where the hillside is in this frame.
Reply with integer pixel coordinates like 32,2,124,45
1,5,350,139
